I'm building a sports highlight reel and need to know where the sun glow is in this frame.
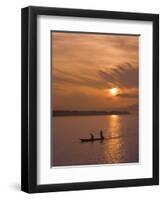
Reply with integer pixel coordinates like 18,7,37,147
110,88,119,96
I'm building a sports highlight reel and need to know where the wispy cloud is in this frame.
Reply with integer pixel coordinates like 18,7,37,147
98,62,138,88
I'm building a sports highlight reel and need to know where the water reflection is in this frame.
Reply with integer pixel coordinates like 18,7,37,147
104,115,124,163
109,115,121,137
53,114,138,166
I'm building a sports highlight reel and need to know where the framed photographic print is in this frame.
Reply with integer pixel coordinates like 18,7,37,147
21,6,159,193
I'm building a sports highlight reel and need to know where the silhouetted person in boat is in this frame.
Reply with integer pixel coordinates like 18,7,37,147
90,133,94,140
100,130,104,140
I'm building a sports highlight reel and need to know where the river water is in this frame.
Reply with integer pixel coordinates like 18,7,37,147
52,114,139,167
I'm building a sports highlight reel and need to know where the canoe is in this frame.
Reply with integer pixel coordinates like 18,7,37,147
80,138,104,142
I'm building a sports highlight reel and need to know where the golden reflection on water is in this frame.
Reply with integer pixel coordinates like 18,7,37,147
105,115,124,163
109,115,120,137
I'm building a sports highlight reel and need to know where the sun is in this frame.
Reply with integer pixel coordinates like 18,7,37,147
110,88,119,96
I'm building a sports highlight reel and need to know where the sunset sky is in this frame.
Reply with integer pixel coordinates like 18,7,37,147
52,32,139,111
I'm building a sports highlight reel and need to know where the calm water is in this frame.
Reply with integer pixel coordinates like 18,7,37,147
52,114,139,166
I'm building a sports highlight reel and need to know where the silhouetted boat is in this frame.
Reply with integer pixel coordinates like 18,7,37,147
80,138,104,142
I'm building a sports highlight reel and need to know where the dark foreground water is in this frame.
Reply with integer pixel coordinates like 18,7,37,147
52,114,139,167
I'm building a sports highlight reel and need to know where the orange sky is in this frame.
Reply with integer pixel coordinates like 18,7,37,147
52,32,139,111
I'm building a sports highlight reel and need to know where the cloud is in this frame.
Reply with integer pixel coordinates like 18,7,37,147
118,93,138,98
52,68,106,90
52,32,139,110
98,62,138,88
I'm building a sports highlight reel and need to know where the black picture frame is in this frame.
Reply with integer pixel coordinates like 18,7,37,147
21,6,159,193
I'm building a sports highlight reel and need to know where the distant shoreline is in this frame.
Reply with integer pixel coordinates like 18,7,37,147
53,110,130,117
